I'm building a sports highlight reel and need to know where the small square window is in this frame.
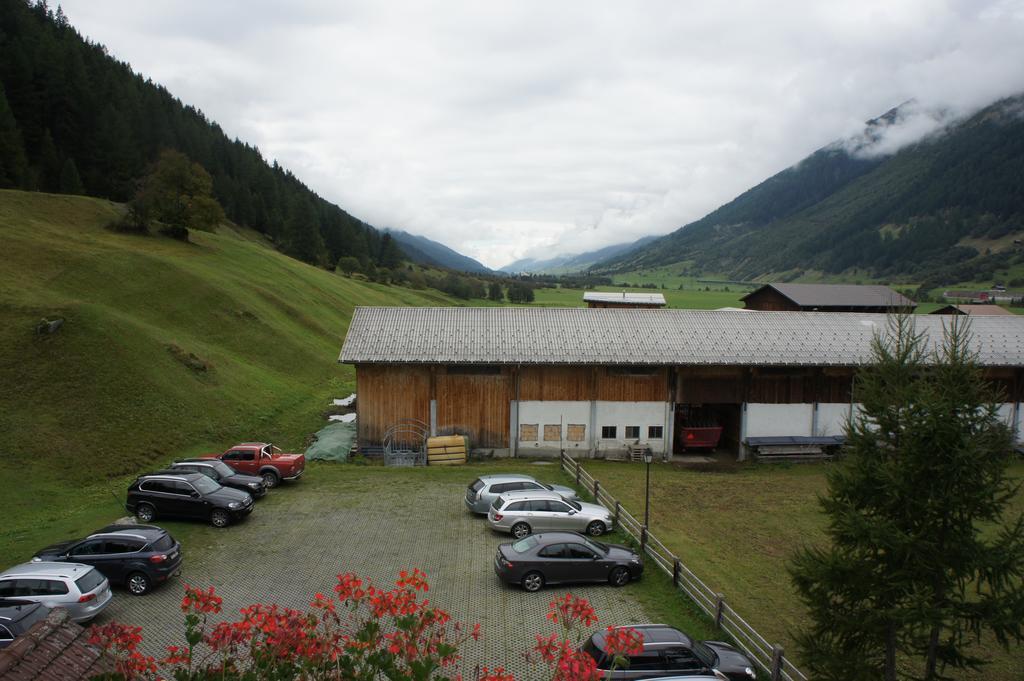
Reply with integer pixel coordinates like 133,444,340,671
601,426,617,439
543,424,562,441
648,426,664,439
624,426,640,439
566,424,586,442
520,424,538,441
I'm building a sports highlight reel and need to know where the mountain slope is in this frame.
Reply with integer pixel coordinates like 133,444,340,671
386,229,492,273
603,96,1024,287
501,236,659,274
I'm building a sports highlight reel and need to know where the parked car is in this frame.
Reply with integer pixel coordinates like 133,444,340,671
493,531,643,592
0,599,51,649
488,490,613,538
126,472,254,528
465,474,578,514
207,442,305,488
581,624,756,681
170,458,267,498
0,563,111,623
31,524,182,595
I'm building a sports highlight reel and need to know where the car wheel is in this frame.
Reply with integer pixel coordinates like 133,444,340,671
511,522,531,539
609,567,631,587
127,572,151,596
522,571,545,592
136,503,156,522
210,509,231,528
261,470,280,488
586,520,606,536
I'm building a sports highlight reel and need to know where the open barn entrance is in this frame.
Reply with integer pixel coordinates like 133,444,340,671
673,403,742,456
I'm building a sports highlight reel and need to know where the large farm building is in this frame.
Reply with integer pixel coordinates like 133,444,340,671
339,307,1024,460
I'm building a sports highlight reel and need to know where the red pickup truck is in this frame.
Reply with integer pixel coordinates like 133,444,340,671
205,443,305,488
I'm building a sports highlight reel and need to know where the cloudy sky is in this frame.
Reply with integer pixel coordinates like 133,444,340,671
60,0,1024,268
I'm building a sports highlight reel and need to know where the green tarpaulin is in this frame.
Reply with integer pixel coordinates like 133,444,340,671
305,421,356,462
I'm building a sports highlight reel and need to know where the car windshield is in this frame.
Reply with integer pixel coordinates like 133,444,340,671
74,569,104,594
584,538,608,554
540,483,554,491
567,499,582,511
511,536,539,553
470,479,484,492
192,476,221,494
210,461,235,477
581,639,607,668
691,641,718,667
491,497,504,509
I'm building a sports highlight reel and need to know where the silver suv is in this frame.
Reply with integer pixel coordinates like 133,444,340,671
465,474,578,514
488,490,613,538
0,562,112,623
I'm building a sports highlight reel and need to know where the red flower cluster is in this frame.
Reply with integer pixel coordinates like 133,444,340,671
180,583,222,614
545,593,598,630
478,665,516,681
87,622,157,680
602,626,645,658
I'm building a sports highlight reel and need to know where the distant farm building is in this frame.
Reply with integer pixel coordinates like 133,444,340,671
339,307,1024,460
583,291,667,308
931,304,1014,316
742,283,915,312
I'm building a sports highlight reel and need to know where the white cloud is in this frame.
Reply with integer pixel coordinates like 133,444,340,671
59,0,1024,268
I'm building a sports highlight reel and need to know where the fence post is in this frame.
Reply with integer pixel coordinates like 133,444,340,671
672,558,681,587
770,645,784,681
575,461,581,486
714,593,725,629
641,525,648,553
614,500,621,526
593,479,600,501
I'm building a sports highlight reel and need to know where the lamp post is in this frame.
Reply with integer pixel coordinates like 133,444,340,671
643,451,653,552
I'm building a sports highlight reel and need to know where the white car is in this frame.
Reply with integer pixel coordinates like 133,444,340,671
0,562,112,623
488,490,613,538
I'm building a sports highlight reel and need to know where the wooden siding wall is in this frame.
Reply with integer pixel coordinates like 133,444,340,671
678,367,854,404
743,289,799,311
519,366,591,401
356,365,431,444
597,367,670,401
436,368,511,448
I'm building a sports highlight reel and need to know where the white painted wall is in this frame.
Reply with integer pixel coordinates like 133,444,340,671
517,401,591,453
746,404,814,438
816,403,858,437
595,401,669,454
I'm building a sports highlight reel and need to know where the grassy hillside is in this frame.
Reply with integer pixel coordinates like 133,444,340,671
0,190,457,560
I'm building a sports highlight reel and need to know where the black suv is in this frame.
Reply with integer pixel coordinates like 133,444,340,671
581,624,757,681
0,599,50,649
168,459,266,498
127,472,254,528
31,524,182,596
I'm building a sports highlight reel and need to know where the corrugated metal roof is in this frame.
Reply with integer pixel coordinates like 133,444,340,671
583,292,667,305
339,307,1024,367
743,283,915,308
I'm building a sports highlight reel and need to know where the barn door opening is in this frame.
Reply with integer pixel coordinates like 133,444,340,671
673,404,741,455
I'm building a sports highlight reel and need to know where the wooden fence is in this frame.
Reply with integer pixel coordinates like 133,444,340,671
560,453,808,681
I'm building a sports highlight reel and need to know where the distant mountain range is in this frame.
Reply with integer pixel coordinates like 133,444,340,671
386,229,493,273
499,236,659,274
598,96,1024,288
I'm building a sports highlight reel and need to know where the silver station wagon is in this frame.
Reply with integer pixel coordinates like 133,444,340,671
465,474,578,514
487,490,614,538
0,562,112,623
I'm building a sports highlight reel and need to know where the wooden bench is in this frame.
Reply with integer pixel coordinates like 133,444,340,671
746,436,845,463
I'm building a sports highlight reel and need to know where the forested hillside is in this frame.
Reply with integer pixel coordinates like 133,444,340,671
604,97,1024,289
0,0,400,269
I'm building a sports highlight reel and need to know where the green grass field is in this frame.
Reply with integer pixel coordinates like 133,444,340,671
569,459,1024,680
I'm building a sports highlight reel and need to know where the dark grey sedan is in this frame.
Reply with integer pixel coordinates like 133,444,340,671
493,531,643,592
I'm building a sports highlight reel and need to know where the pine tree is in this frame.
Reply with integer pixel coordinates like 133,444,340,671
789,315,1024,681
0,83,28,187
58,157,83,194
487,281,504,301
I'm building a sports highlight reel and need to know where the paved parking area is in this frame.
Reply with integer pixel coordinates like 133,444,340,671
99,468,650,675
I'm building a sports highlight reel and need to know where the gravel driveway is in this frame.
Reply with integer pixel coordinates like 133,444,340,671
98,466,650,675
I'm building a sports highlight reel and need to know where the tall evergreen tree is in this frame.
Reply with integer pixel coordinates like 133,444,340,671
0,82,28,187
789,315,1024,681
58,156,83,194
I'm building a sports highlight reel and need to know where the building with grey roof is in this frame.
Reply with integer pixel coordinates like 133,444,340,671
339,307,1024,461
583,291,666,308
741,283,915,312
